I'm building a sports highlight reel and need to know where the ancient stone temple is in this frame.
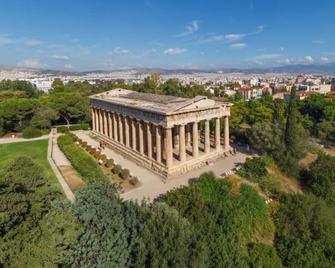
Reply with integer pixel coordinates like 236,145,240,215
89,89,231,178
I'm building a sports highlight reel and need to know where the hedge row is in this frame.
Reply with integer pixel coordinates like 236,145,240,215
57,123,90,133
57,135,106,183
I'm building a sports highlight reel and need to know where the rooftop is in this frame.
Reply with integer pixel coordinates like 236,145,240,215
90,88,228,115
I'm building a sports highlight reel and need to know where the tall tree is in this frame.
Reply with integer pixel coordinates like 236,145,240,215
284,86,300,157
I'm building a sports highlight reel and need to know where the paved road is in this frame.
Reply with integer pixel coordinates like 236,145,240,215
74,130,251,202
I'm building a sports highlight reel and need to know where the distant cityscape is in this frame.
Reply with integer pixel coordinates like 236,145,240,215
1,66,334,101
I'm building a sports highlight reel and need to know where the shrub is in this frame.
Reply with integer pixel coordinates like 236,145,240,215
112,164,122,175
22,127,42,138
120,169,130,179
57,126,69,133
105,159,114,168
93,151,102,159
99,154,107,162
21,127,42,139
129,176,139,186
81,123,90,130
238,157,268,182
69,124,81,131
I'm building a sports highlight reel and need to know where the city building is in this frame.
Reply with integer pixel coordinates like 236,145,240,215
90,89,231,179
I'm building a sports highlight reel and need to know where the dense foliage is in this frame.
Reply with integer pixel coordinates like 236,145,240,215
302,153,335,206
158,172,278,267
238,157,268,182
274,194,335,268
0,157,79,267
68,182,141,268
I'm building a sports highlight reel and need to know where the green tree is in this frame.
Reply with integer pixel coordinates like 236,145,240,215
302,153,335,206
50,78,65,93
136,202,203,268
44,93,89,125
68,182,142,268
0,97,37,132
274,194,335,268
31,106,59,129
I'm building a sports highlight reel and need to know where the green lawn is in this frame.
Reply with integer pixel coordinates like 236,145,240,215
0,139,60,189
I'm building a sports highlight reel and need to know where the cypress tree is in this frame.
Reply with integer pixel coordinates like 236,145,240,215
284,86,300,158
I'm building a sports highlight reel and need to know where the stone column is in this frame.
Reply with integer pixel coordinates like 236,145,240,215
179,124,186,162
99,109,103,134
147,123,152,159
165,127,173,167
224,116,230,150
205,119,210,153
106,112,112,138
173,127,179,149
91,108,96,131
124,117,130,147
106,111,110,136
131,118,137,150
113,113,118,142
186,124,191,147
192,121,199,158
118,114,124,144
139,121,144,154
155,126,161,163
215,117,221,150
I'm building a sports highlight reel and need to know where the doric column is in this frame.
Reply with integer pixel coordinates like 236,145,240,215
165,127,173,167
179,124,186,162
139,121,144,154
215,117,221,150
98,109,103,134
118,114,124,144
155,125,161,163
173,127,179,149
205,119,210,153
131,118,137,150
108,112,113,138
186,124,191,147
224,116,230,150
124,117,130,147
91,108,96,131
112,113,118,141
192,122,199,158
146,123,152,159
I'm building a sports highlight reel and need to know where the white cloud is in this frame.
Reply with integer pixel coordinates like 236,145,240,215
320,56,329,62
112,47,130,55
201,25,263,43
17,58,45,68
0,35,14,46
24,38,43,46
225,34,245,42
51,55,70,61
64,64,73,69
279,47,284,52
230,43,247,49
304,55,314,63
178,20,199,37
164,47,187,55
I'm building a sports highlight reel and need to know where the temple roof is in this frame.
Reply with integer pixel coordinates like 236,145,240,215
90,88,228,115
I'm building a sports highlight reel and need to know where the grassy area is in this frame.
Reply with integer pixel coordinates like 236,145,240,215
0,139,60,190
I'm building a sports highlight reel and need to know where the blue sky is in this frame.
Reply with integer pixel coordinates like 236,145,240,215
0,0,334,70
